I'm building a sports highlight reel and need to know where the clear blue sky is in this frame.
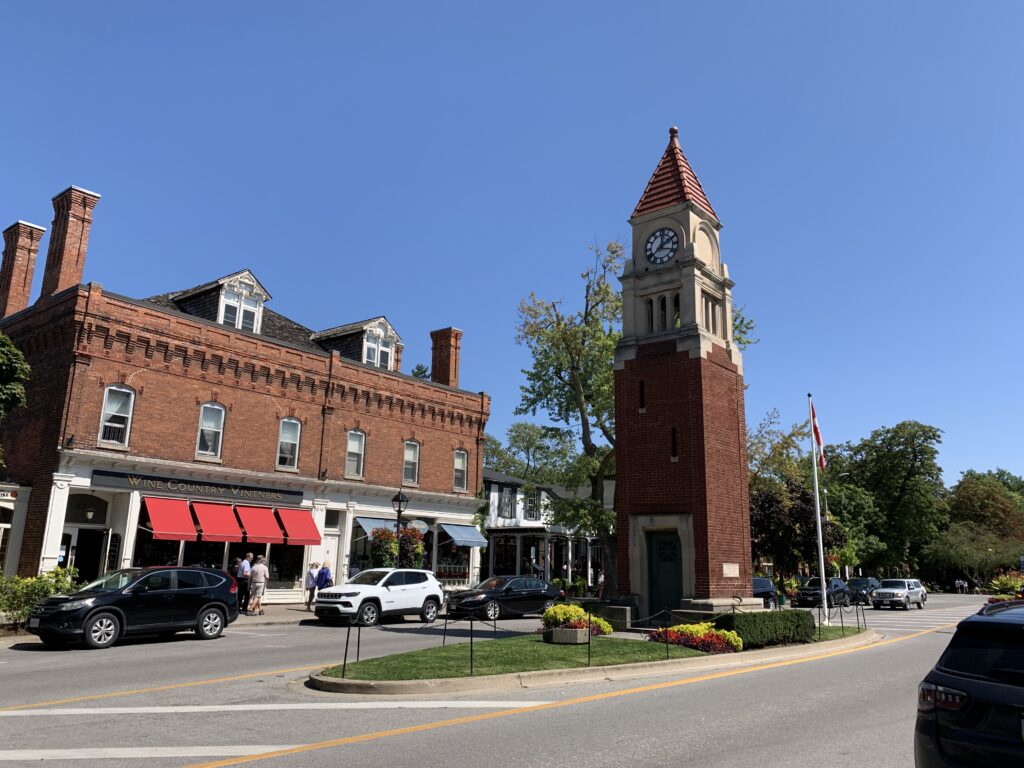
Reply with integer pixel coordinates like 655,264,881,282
2,2,1021,485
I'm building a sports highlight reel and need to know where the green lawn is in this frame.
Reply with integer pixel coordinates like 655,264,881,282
813,624,866,642
322,634,705,680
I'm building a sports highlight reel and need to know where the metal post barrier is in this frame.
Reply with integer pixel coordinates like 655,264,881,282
442,614,449,647
469,615,475,676
357,623,362,661
839,604,846,637
341,622,352,679
493,616,497,638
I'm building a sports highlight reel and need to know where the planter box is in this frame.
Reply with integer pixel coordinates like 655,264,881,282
543,628,590,645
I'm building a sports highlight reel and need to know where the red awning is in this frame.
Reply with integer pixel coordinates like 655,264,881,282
277,508,322,546
143,497,197,541
192,502,243,543
235,505,284,544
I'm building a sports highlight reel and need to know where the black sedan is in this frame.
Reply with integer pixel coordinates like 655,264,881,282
753,577,778,609
792,577,850,608
447,576,563,620
28,567,239,649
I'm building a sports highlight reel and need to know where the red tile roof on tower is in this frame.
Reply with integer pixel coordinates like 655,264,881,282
632,126,717,220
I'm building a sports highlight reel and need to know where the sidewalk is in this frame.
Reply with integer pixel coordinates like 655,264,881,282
233,603,311,627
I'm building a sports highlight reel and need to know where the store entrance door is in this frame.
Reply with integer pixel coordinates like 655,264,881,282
63,527,108,582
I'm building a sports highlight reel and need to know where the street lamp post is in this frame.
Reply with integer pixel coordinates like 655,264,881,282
391,492,409,568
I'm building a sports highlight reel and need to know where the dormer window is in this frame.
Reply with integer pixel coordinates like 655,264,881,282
363,326,394,370
218,278,264,334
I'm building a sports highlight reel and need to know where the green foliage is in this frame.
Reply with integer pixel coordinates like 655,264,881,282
949,472,1024,539
541,603,612,635
399,528,425,569
731,304,759,352
921,522,1019,584
713,609,816,648
0,332,29,467
988,571,1024,596
369,528,398,568
0,567,79,629
750,479,846,576
483,422,576,486
410,363,430,380
572,576,587,596
667,622,743,652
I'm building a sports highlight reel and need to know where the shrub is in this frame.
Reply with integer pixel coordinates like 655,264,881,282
398,528,425,569
0,567,79,630
369,528,398,567
988,572,1024,596
572,576,587,596
713,609,815,648
541,603,612,635
646,622,742,653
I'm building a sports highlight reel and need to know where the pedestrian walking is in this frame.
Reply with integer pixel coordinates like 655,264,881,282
305,562,320,610
248,555,269,615
237,552,253,612
597,569,605,600
316,561,333,594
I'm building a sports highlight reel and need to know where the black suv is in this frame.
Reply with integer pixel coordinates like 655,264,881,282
847,576,881,605
916,601,1024,766
28,567,239,649
793,577,850,608
753,577,779,609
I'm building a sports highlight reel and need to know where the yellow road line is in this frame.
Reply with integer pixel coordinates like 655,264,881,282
0,664,334,712
183,622,959,768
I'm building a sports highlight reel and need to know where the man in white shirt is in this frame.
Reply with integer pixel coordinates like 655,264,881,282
237,553,253,612
305,562,320,610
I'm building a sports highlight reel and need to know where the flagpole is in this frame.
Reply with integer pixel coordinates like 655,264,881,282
808,393,829,626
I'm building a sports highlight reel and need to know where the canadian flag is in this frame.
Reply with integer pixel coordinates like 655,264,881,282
810,398,827,471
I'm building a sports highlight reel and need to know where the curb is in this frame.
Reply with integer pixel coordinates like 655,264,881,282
307,629,881,695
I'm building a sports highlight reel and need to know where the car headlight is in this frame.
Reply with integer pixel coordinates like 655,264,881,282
463,595,484,603
339,591,359,597
58,598,95,611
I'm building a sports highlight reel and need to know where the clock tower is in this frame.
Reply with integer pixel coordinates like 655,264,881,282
614,127,756,619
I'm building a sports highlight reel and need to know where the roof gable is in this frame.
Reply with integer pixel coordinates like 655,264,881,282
312,315,402,343
632,126,717,221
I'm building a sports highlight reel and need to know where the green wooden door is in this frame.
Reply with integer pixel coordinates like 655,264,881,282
647,531,682,623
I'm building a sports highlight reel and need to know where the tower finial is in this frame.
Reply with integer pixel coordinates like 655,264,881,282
669,125,679,140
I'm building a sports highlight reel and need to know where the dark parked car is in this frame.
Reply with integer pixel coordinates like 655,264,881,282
27,567,239,649
916,600,1024,766
847,577,881,605
753,577,778,609
447,576,563,620
793,577,850,608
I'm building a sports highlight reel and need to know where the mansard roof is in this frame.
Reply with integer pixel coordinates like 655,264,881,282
632,126,717,221
312,316,402,343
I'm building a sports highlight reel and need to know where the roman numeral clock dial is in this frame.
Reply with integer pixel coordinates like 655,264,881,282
644,228,678,265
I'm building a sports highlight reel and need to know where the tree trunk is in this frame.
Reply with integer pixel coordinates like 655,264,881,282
599,531,618,600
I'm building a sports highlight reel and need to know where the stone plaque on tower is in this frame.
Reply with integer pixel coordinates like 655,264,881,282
613,127,759,620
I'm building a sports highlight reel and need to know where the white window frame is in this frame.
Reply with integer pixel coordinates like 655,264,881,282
499,486,515,519
524,489,541,521
363,333,393,370
346,430,365,479
218,280,265,334
98,385,135,446
402,440,420,485
277,418,301,469
196,402,226,458
453,449,468,492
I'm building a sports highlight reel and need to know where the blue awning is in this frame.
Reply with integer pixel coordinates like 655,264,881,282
355,517,398,535
440,523,487,548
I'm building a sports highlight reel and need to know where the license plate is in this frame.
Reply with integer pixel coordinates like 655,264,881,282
28,618,39,628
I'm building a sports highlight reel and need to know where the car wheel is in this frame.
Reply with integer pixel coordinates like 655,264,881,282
903,597,911,611
542,600,556,613
842,594,851,607
83,612,120,649
484,600,501,621
420,598,439,623
358,601,379,627
917,597,925,610
195,608,225,640
826,596,834,608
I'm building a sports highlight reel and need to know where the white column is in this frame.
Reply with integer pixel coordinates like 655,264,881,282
430,525,439,573
543,533,550,580
311,500,329,568
567,539,574,581
469,546,480,585
120,491,142,569
38,474,74,573
587,541,594,586
3,488,31,576
514,535,522,576
340,502,356,583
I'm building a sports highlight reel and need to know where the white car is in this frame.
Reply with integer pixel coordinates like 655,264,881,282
314,568,443,626
873,578,927,610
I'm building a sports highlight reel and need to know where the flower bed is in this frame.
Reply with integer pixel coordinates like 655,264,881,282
541,604,613,636
645,622,743,654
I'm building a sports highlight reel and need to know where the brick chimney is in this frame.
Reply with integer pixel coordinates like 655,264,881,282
0,221,45,318
39,186,101,300
430,327,463,388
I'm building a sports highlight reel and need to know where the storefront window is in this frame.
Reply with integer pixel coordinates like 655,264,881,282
132,527,182,567
521,535,546,577
348,528,372,578
266,544,304,588
182,540,228,570
492,535,517,576
434,530,470,585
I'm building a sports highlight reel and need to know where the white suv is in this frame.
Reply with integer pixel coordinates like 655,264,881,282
873,578,927,610
314,568,443,626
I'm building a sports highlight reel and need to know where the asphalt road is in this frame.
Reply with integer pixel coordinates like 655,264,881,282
0,594,986,768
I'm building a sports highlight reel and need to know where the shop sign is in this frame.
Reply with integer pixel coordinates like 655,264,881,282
92,470,305,504
0,490,16,501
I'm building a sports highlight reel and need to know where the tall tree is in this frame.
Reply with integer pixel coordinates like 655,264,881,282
483,422,576,486
0,332,29,466
515,242,623,595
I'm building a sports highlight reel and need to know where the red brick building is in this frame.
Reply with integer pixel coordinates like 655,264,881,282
614,128,756,619
0,186,489,600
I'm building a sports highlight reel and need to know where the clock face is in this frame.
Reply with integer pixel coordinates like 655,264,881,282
645,228,678,265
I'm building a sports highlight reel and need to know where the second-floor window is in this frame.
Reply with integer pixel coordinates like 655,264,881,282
403,440,420,484
453,450,468,491
499,486,515,518
364,334,392,370
99,385,134,445
196,403,225,458
218,279,264,334
524,489,541,521
277,418,300,469
346,430,365,478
